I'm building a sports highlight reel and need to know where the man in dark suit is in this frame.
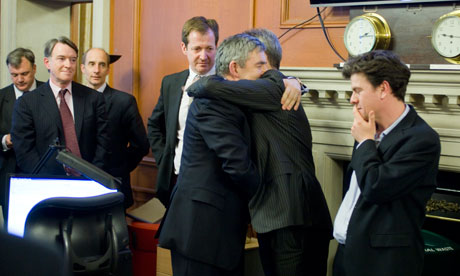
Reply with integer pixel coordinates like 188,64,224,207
80,47,149,208
189,29,332,276
158,34,265,275
11,37,109,176
332,50,441,276
147,16,219,206
0,48,43,221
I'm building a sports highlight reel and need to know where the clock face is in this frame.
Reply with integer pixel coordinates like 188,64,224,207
432,15,460,58
344,18,377,56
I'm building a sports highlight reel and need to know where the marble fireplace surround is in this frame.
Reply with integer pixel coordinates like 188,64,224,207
281,67,460,227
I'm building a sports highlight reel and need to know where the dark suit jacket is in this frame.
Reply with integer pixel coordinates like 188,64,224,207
11,81,109,175
188,70,333,234
147,69,188,206
0,81,43,214
343,106,440,276
158,98,259,270
102,85,149,207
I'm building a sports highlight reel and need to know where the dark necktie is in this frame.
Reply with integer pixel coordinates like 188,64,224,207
59,89,81,158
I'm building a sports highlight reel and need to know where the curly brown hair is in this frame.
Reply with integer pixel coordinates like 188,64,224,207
342,50,410,102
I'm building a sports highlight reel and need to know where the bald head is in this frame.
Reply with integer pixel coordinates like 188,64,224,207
80,48,110,90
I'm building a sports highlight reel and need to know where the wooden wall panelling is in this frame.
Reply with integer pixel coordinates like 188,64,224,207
70,3,93,84
255,0,350,67
350,3,456,65
112,0,152,207
111,0,257,207
138,0,256,124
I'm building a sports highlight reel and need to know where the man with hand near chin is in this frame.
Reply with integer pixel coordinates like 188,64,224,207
332,50,441,276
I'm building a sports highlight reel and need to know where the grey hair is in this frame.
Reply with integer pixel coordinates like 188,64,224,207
244,28,282,69
44,36,78,58
6,48,35,67
216,33,266,77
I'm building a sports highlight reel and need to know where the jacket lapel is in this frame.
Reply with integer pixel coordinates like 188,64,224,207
171,70,189,114
72,82,84,139
102,85,113,112
4,85,16,120
377,106,417,156
169,70,189,139
40,82,63,134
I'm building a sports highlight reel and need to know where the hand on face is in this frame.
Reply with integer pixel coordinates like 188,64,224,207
351,105,376,143
281,78,301,111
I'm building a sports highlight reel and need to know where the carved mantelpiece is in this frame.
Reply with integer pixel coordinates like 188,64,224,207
282,66,460,171
281,67,460,270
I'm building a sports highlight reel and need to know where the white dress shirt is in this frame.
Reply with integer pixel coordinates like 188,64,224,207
333,104,410,244
96,82,107,93
49,80,74,119
173,66,215,175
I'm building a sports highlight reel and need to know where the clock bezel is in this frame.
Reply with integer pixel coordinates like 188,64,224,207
344,13,391,56
431,10,460,64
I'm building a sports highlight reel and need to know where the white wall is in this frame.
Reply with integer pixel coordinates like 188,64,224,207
1,0,71,86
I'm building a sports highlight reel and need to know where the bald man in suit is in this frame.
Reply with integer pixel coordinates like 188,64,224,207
81,47,149,208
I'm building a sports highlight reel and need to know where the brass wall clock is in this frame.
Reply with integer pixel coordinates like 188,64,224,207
431,10,460,64
344,13,392,56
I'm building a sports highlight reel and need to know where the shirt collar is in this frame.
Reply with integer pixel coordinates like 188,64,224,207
49,80,72,99
13,80,37,98
96,82,107,93
188,65,216,79
376,104,410,141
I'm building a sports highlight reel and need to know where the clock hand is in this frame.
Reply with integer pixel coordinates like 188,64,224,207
441,33,460,39
359,33,375,39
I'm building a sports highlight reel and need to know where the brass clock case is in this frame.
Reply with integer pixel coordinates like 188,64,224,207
431,10,460,64
344,13,392,56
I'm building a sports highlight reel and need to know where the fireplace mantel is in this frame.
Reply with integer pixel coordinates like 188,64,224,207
281,67,460,173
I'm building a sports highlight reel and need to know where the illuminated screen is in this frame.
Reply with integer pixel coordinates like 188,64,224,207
7,175,117,237
309,0,459,7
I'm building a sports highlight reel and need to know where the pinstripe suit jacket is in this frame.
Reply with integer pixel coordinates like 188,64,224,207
0,81,43,212
158,97,259,270
188,70,333,234
11,81,109,175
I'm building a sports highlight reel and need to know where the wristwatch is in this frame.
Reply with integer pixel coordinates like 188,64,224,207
287,76,309,95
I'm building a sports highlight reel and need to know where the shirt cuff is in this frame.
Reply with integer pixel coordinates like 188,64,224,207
2,135,10,151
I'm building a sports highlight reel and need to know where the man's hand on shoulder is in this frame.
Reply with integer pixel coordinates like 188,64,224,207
281,78,301,111
187,75,222,98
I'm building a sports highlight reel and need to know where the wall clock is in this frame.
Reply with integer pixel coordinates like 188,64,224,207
344,13,392,56
431,10,460,64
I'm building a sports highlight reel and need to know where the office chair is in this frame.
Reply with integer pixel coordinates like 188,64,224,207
24,192,131,275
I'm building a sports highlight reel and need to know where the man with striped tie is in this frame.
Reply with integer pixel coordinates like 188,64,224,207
11,37,109,175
